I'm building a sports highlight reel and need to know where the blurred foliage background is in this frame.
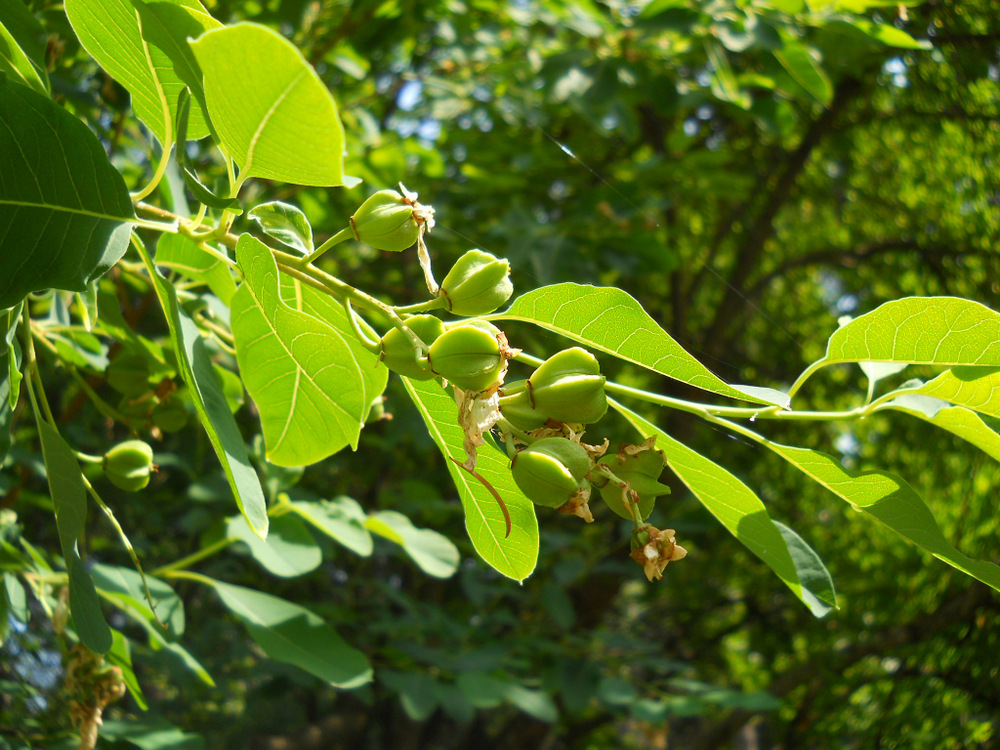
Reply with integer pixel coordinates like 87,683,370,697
2,0,999,748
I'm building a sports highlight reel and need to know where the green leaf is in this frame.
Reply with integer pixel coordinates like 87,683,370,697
92,563,185,638
225,513,321,578
209,579,372,688
859,361,907,385
842,19,931,50
190,23,348,187
0,76,135,309
64,0,212,144
248,201,314,255
154,233,237,305
877,395,1000,463
140,617,214,686
289,496,374,557
173,89,242,212
773,40,832,106
822,297,1000,367
0,7,49,95
232,234,366,467
381,671,440,720
0,304,21,463
138,245,269,537
106,629,148,710
402,377,539,582
366,510,460,578
890,367,1000,420
277,273,387,424
99,715,206,750
492,284,787,407
36,420,113,653
612,400,837,617
766,443,1000,592
503,683,559,722
4,573,28,622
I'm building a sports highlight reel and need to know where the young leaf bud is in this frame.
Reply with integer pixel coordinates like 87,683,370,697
439,249,513,317
597,446,671,521
380,315,445,380
498,380,547,431
527,347,607,424
350,188,431,252
429,322,504,392
103,440,154,492
511,437,592,509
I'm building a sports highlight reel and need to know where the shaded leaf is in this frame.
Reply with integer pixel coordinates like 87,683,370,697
154,233,237,305
0,77,134,309
774,40,832,105
290,496,373,556
106,629,148,710
99,715,205,750
225,513,321,578
91,563,185,638
402,377,539,582
877,395,1000,463
174,88,242,212
366,510,460,578
0,4,49,95
891,367,1000,420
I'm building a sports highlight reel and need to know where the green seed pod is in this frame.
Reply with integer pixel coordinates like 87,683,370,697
350,189,421,252
439,249,513,317
103,440,154,492
597,447,671,521
429,323,504,392
527,347,607,424
380,315,445,380
498,380,547,431
511,437,592,508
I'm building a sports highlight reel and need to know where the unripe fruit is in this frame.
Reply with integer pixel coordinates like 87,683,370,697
429,322,504,392
498,380,547,431
380,315,445,380
103,440,154,492
597,447,670,521
439,249,513,317
350,189,422,252
527,347,607,424
511,437,591,508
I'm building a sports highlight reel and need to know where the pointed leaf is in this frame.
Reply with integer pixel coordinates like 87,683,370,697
249,201,314,255
209,579,372,688
191,23,347,186
154,233,237,304
64,0,212,144
0,15,48,95
766,443,1000,591
366,510,460,578
232,234,366,466
0,0,48,90
290,497,373,556
225,513,321,578
613,400,836,617
0,76,135,309
36,421,112,653
877,396,1000,463
822,297,1000,367
890,366,1000,420
106,629,148,710
491,284,786,406
138,245,269,537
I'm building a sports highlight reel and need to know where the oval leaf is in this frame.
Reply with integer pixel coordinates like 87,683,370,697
493,283,788,406
773,40,832,106
877,395,1000,463
891,366,1000,420
290,496,373,557
249,201,314,255
225,513,321,578
231,234,366,466
191,23,347,186
366,510,460,578
0,77,135,309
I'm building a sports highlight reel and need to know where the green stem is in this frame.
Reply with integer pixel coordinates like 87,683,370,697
151,538,234,577
787,359,827,400
22,307,56,427
393,297,447,315
343,300,383,355
158,569,219,587
131,143,173,202
301,226,354,266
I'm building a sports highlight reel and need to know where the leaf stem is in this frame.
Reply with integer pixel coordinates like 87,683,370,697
301,226,354,265
131,143,173,202
151,538,234,577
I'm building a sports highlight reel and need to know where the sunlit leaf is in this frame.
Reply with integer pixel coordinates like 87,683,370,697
774,40,832,106
877,395,1000,463
890,367,1000,420
249,201,314,255
0,2,49,95
154,233,237,305
402,377,539,582
0,77,134,309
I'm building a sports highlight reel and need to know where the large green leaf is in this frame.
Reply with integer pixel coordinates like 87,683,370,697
64,0,211,144
612,401,837,617
491,284,788,407
822,297,1000,367
366,510,460,578
877,395,1000,463
0,76,135,309
277,272,388,424
154,233,237,305
91,563,185,638
289,497,374,557
402,377,539,582
224,513,321,578
766,443,1000,591
209,579,371,688
139,244,269,537
36,421,113,653
232,234,366,466
190,23,348,187
888,368,1000,420
0,0,49,95
773,40,832,106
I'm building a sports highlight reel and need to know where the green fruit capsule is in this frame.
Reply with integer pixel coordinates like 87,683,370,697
380,315,445,380
527,347,607,425
429,322,504,392
439,249,513,317
498,380,547,431
511,437,592,508
350,189,422,252
103,440,154,492
597,447,671,521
